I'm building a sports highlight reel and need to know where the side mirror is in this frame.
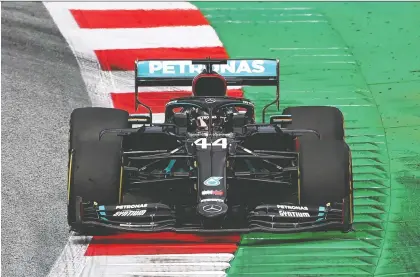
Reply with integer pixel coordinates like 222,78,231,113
270,115,292,125
128,114,152,126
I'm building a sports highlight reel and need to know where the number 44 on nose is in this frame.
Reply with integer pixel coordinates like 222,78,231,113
194,138,228,149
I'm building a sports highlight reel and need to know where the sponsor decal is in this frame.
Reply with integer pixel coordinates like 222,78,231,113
277,205,308,211
204,176,223,187
202,204,223,213
113,210,147,216
201,190,224,196
149,60,264,74
197,115,219,120
136,59,277,78
279,211,310,218
201,198,224,203
189,132,230,138
116,204,148,209
242,100,254,106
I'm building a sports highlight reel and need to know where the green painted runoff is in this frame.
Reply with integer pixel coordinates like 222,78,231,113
194,2,420,276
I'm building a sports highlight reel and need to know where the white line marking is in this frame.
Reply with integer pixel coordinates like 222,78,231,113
323,61,357,64
200,7,313,10
270,47,349,50
211,20,327,24
292,54,352,57
207,13,324,19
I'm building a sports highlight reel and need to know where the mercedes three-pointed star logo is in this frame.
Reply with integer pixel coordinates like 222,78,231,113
205,98,216,103
202,204,223,213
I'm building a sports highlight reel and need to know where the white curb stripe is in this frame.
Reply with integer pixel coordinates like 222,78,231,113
84,254,235,264
80,262,231,276
54,26,223,53
47,235,92,277
44,2,198,11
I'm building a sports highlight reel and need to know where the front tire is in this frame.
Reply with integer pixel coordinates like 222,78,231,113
67,107,129,230
299,139,353,231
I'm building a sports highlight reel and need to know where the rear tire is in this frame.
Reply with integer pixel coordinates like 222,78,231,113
282,106,344,141
67,107,129,229
299,139,353,231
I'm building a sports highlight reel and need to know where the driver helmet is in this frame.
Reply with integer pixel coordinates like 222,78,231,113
192,72,227,97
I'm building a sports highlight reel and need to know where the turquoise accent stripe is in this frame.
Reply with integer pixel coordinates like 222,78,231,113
164,159,176,174
316,206,326,222
99,210,108,221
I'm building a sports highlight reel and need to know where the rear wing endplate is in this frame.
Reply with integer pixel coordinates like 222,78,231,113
134,58,280,123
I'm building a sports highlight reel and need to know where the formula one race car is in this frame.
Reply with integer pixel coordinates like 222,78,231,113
67,58,353,234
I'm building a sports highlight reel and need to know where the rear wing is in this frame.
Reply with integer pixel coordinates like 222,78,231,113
134,58,280,123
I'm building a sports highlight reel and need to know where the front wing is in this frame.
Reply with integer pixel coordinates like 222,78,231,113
73,197,351,234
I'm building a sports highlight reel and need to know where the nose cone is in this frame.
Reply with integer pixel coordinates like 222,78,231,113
197,201,228,218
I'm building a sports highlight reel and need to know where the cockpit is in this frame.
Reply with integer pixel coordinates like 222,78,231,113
165,99,255,134
165,70,255,133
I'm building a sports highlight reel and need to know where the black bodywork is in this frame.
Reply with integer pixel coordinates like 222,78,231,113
73,59,349,234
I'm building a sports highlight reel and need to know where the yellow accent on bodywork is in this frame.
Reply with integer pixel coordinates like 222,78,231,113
119,157,124,203
67,152,73,203
297,152,301,204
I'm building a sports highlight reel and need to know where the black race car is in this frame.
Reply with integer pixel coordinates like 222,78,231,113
67,58,353,234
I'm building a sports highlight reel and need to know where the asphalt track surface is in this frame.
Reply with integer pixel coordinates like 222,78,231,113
3,2,420,277
1,3,90,277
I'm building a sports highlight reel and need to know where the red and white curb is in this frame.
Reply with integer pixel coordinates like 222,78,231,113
44,1,242,123
44,2,240,276
47,233,240,277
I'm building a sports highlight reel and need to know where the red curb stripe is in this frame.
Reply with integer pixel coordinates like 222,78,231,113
95,47,228,71
70,9,209,29
85,243,239,256
85,233,240,256
111,89,244,113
